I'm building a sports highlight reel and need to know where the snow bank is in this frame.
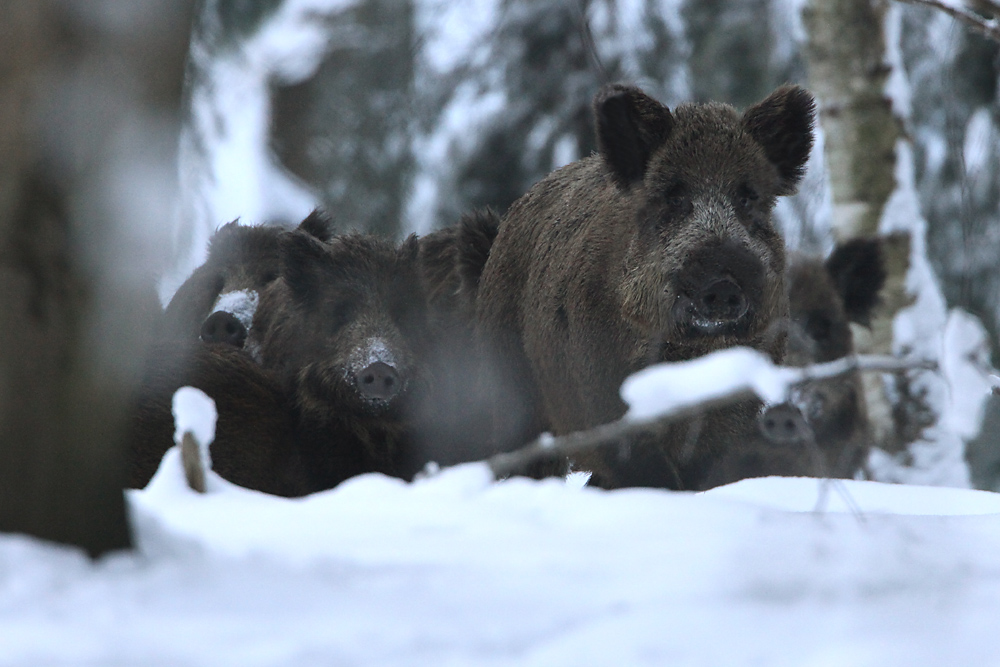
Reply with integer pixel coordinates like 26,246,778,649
704,476,1000,515
3,445,1000,665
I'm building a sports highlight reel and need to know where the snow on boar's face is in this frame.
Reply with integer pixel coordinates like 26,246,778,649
163,210,334,349
252,231,429,424
601,84,815,361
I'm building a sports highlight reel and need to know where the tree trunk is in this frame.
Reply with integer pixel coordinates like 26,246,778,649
803,0,913,452
0,1,195,557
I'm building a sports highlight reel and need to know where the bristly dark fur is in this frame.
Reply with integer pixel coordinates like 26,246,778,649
296,207,337,243
163,212,335,343
477,83,816,489
411,209,502,466
741,85,816,195
703,242,886,488
418,225,460,309
457,207,500,300
824,237,886,326
248,232,431,491
418,208,500,322
126,343,310,496
594,84,674,188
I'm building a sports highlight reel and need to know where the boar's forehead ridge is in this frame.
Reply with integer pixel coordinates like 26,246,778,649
644,104,778,194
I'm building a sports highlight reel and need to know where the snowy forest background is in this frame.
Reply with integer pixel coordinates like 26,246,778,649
172,0,1000,488
5,2,1000,661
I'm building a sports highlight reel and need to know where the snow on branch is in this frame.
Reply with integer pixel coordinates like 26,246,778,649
894,0,1000,42
488,351,937,481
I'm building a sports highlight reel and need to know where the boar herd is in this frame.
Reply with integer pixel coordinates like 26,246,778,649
127,83,886,496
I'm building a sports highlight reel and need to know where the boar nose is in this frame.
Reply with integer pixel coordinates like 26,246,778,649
695,278,748,323
200,311,248,348
758,403,811,445
357,361,401,401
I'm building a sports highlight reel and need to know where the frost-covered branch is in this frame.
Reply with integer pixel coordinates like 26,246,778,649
894,0,1000,42
488,353,937,481
788,354,938,385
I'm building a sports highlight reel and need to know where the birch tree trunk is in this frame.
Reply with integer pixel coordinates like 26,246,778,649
803,0,913,452
0,1,195,556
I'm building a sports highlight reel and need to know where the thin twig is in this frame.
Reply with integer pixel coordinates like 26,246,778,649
575,1,609,84
180,431,207,493
894,0,1000,42
789,354,937,385
488,354,937,481
488,389,759,480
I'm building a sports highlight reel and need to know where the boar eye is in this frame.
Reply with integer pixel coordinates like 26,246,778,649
659,182,690,219
391,291,424,331
807,312,832,342
737,185,759,209
325,299,356,335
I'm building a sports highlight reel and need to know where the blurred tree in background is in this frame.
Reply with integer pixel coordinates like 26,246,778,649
271,0,415,237
0,0,195,555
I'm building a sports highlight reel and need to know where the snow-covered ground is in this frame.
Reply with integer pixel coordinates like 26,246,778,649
2,446,1000,666
6,343,999,666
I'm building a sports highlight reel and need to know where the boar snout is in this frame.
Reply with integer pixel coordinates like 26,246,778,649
693,278,748,327
200,311,248,348
671,239,765,337
758,403,811,445
356,361,402,402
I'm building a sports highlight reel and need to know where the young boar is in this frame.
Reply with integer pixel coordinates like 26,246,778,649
477,83,815,488
703,237,886,487
163,210,334,348
248,231,432,490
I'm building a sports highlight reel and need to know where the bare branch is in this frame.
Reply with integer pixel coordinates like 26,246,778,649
487,354,937,481
789,354,937,385
894,0,1000,42
180,432,207,493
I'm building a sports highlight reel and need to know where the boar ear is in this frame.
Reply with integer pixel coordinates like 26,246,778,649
594,84,674,188
398,234,420,264
825,237,886,326
297,208,336,243
457,207,500,297
279,230,330,302
743,85,816,195
206,219,242,256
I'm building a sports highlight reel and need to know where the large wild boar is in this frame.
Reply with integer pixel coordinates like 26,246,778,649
477,83,816,488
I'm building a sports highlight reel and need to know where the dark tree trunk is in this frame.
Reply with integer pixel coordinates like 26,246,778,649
0,0,195,557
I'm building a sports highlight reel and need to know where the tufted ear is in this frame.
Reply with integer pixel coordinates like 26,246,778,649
279,230,330,305
825,237,886,326
457,207,500,298
297,208,336,243
594,84,674,188
742,85,816,195
397,234,420,265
